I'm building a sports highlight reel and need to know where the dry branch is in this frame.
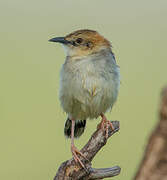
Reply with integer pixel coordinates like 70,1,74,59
134,86,167,180
54,121,121,180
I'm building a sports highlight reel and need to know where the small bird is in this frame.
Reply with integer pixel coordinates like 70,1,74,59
49,29,120,169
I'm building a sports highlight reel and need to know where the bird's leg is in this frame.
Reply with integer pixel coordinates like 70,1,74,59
98,113,114,139
71,119,88,170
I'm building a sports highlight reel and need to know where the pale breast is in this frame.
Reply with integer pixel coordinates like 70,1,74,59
59,52,120,120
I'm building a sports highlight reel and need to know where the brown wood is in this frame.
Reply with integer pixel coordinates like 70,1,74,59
54,121,121,180
134,86,167,180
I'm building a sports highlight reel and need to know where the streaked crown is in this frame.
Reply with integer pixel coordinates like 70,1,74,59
49,29,112,58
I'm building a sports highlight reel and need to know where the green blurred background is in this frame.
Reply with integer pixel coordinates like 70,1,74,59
0,0,167,179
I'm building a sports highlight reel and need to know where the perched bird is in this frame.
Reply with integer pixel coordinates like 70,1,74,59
49,29,120,169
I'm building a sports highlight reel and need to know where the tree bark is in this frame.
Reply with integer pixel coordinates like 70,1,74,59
134,86,167,180
54,121,121,180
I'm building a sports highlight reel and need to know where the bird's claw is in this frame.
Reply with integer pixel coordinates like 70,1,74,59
71,145,89,171
98,113,114,139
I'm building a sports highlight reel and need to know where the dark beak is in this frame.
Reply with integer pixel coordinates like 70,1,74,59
49,37,70,44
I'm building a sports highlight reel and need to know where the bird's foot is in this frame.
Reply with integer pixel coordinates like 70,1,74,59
71,145,88,170
98,113,114,139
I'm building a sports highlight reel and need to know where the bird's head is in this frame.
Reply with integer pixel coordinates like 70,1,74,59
49,29,111,58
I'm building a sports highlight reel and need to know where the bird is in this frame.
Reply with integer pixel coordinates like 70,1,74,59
49,29,120,169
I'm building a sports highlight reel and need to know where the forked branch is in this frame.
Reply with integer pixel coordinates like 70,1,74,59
54,121,121,180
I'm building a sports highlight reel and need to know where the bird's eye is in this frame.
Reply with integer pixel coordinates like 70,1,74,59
76,38,83,44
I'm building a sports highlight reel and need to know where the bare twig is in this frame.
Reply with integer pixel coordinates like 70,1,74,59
134,86,167,180
54,121,121,180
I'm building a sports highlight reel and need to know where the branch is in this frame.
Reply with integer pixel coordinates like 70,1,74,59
134,85,167,180
54,121,121,180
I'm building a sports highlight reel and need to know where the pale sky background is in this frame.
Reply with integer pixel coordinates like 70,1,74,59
0,0,167,179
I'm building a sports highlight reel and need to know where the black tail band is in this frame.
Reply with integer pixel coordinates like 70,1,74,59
64,118,86,138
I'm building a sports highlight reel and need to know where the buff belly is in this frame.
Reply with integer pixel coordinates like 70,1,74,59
59,58,120,120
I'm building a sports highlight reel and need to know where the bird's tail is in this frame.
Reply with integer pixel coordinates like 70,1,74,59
64,118,86,138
